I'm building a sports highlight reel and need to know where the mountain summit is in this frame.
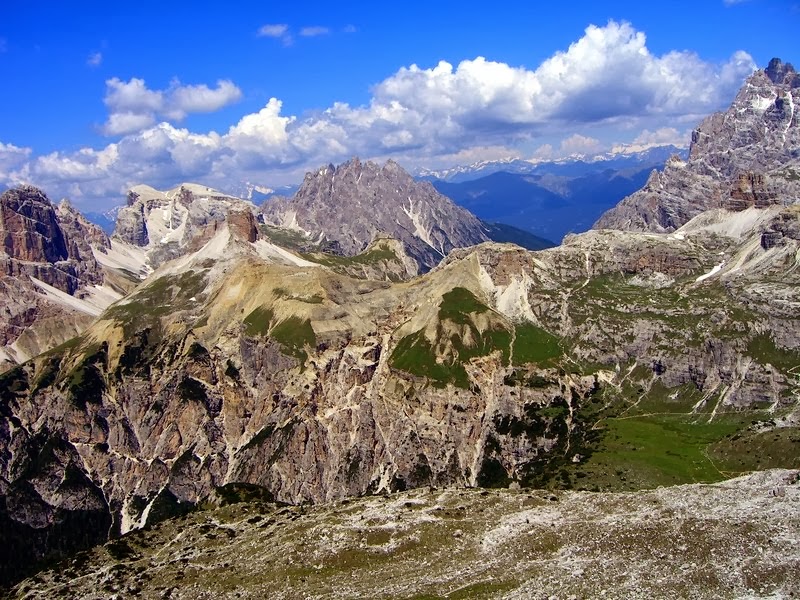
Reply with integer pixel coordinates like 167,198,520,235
261,158,491,273
594,58,800,232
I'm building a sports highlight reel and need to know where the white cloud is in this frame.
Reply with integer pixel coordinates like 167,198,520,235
101,77,242,135
103,112,157,136
5,21,758,209
300,26,330,37
559,134,602,155
626,127,688,150
0,142,32,182
343,25,357,34
105,77,163,114
258,24,292,46
167,80,243,119
258,24,289,38
87,52,102,67
532,144,555,160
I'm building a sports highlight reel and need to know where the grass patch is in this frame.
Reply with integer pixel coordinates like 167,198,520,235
576,412,747,490
243,307,274,337
302,241,398,269
391,330,463,388
438,287,489,324
104,270,207,335
747,334,800,373
260,224,310,250
512,323,562,365
709,424,800,473
271,317,316,362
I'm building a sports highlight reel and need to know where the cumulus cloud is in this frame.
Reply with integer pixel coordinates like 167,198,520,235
300,26,330,37
6,21,758,208
0,142,32,182
87,52,102,67
101,77,242,135
559,134,602,155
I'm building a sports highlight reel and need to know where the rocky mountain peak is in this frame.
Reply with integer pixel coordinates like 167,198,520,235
594,58,800,233
0,185,69,263
262,157,490,273
765,57,799,86
114,182,259,267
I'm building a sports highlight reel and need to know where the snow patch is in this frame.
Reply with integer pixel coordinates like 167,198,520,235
93,240,152,278
695,262,724,283
30,277,120,317
402,198,443,256
253,240,319,267
751,94,776,112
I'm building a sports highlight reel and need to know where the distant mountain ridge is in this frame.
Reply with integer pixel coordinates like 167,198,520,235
416,145,686,183
430,158,681,242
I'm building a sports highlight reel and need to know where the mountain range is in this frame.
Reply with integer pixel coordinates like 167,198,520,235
0,58,798,596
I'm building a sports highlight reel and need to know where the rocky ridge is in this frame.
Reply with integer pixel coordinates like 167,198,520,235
595,58,800,232
1,197,799,585
114,183,261,269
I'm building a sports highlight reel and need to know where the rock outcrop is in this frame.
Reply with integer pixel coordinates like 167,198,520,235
594,58,800,232
0,187,118,371
113,183,261,268
261,158,491,274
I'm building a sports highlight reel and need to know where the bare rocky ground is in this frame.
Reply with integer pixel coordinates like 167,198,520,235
9,469,799,600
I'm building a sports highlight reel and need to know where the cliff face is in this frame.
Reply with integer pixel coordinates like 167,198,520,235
0,187,115,371
261,158,490,274
0,186,70,264
594,59,800,232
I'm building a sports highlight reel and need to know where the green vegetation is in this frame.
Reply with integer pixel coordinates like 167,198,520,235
437,287,488,323
212,483,277,506
260,224,309,250
391,330,464,388
747,333,800,373
104,270,207,336
392,288,567,388
577,413,743,488
242,306,315,362
302,241,398,270
512,323,562,365
710,423,800,473
270,317,316,362
243,306,274,337
66,343,108,409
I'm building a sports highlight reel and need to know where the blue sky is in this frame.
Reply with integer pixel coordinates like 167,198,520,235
0,0,797,209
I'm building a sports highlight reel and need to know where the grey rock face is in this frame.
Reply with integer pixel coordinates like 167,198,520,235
113,184,259,268
0,187,111,371
595,59,800,232
261,158,490,273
